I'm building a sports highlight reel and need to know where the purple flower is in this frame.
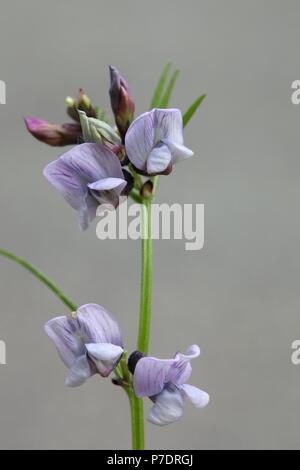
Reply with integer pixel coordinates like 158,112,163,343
109,66,135,139
130,345,209,426
43,143,127,230
45,304,124,387
24,117,81,147
125,108,194,176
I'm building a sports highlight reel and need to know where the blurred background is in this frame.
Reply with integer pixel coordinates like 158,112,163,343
0,0,299,450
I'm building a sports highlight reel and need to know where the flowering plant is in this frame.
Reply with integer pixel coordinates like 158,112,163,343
1,63,209,449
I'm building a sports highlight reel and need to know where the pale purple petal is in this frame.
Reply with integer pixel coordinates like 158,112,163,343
86,343,124,377
152,109,184,144
162,139,194,164
169,345,201,385
76,304,123,347
147,144,172,175
78,195,99,231
88,177,126,192
133,357,175,398
65,355,92,387
175,344,201,360
125,109,189,173
45,316,83,368
125,111,155,171
59,143,124,182
43,143,125,230
44,157,88,211
148,384,184,426
179,384,210,408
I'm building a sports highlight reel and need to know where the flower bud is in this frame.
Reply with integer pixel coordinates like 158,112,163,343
24,117,81,146
127,351,145,375
66,89,96,122
109,66,135,140
140,180,154,199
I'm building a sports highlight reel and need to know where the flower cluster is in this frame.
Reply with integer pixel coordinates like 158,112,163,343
25,66,209,428
46,304,209,426
25,68,194,230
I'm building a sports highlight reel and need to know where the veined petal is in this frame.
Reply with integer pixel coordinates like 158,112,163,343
179,384,210,409
43,158,88,211
147,144,172,175
86,343,124,377
148,384,184,426
163,139,194,164
78,195,99,231
65,355,92,387
176,344,201,360
125,110,155,171
169,345,201,385
45,316,83,368
44,143,124,208
152,108,184,145
59,143,125,182
133,356,175,398
125,109,186,173
75,304,123,348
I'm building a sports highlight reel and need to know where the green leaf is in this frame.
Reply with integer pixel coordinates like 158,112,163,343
159,69,180,108
0,248,77,312
150,62,172,109
183,94,207,128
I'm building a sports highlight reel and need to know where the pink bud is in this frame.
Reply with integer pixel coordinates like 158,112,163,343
24,117,81,147
109,66,135,140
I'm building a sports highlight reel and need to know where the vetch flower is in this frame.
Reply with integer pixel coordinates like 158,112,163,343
109,66,135,140
129,345,209,426
24,117,81,147
125,108,194,176
43,143,127,230
45,304,124,387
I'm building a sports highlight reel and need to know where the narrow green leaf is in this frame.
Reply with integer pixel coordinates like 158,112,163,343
183,94,207,128
0,248,77,312
150,62,172,109
159,69,180,108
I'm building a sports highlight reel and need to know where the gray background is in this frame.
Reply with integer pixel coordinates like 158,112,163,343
0,0,299,450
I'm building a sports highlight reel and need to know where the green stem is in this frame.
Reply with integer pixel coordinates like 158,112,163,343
137,200,153,355
118,354,144,450
127,388,145,450
0,248,77,312
126,198,153,450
